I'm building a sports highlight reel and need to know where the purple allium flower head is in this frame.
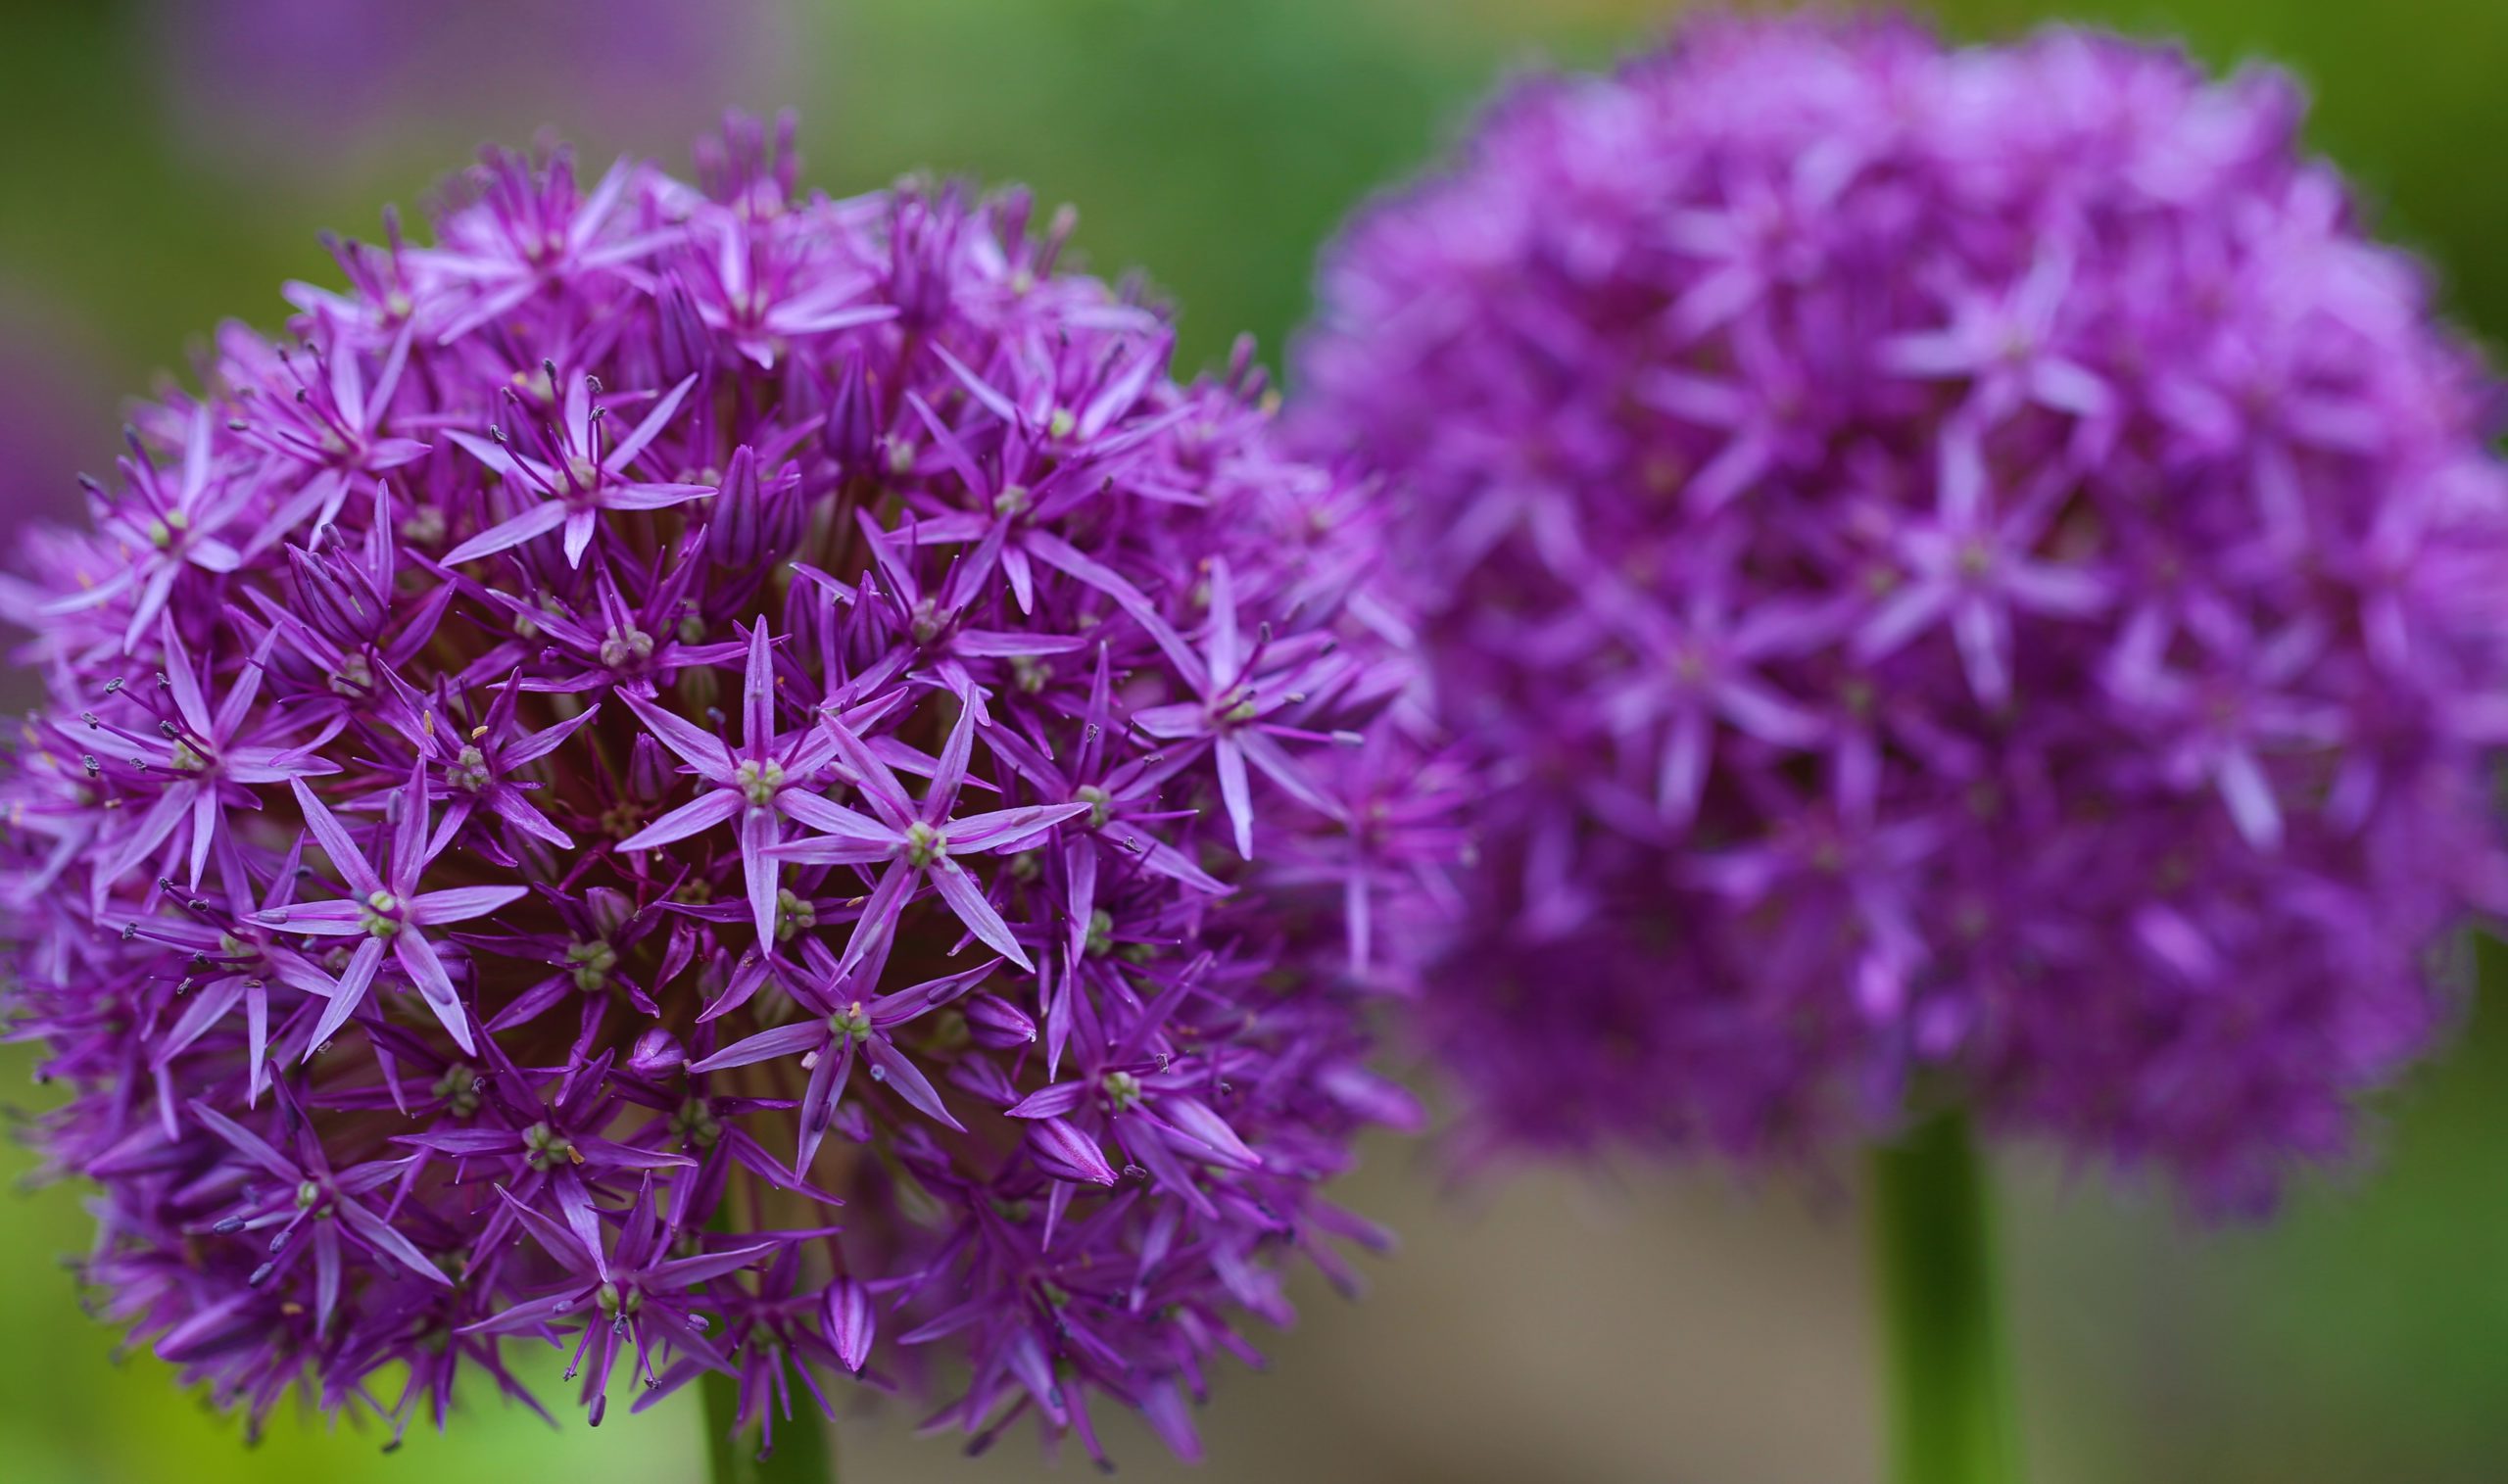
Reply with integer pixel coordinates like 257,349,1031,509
0,117,1451,1462
153,0,801,173
1293,17,2508,1211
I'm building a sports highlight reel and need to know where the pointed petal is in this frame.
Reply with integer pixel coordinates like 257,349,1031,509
687,1021,827,1075
337,1196,455,1284
289,777,383,895
861,1037,964,1131
616,789,745,853
394,932,477,1055
943,802,1089,855
646,1241,780,1292
927,859,1032,972
603,375,699,472
619,691,736,780
160,618,216,736
561,507,599,568
741,622,776,756
742,805,782,949
1214,737,1254,859
442,499,568,566
929,701,979,813
410,885,530,925
303,938,387,1056
186,1100,299,1179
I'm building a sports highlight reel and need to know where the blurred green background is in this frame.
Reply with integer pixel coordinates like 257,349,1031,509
7,2,2508,1480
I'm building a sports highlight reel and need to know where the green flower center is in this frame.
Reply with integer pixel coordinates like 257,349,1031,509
432,1064,482,1118
670,1098,724,1148
450,745,491,791
599,626,655,670
776,888,817,942
360,891,403,938
329,653,374,696
736,758,787,806
521,1121,579,1171
828,1002,874,1041
567,939,617,992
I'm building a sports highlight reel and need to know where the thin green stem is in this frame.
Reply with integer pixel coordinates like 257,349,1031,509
1869,1109,2023,1484
701,1364,834,1484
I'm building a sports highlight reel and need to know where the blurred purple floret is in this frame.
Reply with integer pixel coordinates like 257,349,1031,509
153,0,800,169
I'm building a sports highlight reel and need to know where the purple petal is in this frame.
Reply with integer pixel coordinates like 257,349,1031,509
1025,1117,1117,1185
926,858,1033,972
393,932,477,1055
687,1021,827,1075
442,499,569,566
823,1276,876,1373
616,789,744,853
860,1037,965,1131
411,885,528,926
944,802,1090,854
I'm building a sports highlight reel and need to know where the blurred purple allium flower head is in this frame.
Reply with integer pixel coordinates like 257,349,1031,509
1294,16,2508,1210
0,116,1455,1462
156,0,801,171
0,287,113,711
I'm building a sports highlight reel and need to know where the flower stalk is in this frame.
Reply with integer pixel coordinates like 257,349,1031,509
1870,1110,2021,1484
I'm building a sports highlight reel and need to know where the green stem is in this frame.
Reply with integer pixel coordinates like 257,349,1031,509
1870,1109,2023,1484
701,1364,833,1484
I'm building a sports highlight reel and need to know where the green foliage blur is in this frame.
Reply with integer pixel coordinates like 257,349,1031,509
6,3,2508,1481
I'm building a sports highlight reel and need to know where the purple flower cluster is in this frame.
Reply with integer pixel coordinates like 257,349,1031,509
0,118,1449,1461
1293,18,2508,1209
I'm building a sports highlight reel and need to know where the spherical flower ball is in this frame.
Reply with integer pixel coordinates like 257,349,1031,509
1292,17,2508,1210
0,117,1448,1462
